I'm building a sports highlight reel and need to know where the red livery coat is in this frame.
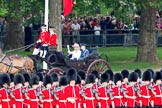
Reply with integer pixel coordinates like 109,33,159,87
13,88,24,108
0,88,11,108
64,85,80,108
98,86,109,108
153,84,162,106
84,87,97,108
42,89,53,108
140,85,151,106
38,31,50,45
48,33,57,47
28,88,39,108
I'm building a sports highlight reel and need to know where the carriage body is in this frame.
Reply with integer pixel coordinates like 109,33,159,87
47,49,110,74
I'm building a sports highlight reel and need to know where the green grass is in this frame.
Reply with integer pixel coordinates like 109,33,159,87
7,46,162,72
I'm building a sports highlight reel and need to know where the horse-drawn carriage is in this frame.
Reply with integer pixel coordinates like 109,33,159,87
46,49,111,75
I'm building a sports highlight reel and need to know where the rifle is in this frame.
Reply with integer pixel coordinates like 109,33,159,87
106,86,114,99
133,85,141,97
92,86,99,100
6,87,15,99
21,86,29,100
36,88,44,101
120,86,127,98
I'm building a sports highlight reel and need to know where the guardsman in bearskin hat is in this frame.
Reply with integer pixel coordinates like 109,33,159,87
64,68,80,108
36,72,44,91
28,75,40,108
140,70,154,108
13,73,28,108
56,76,68,108
121,69,129,107
42,75,53,108
127,72,139,108
50,72,59,107
0,73,13,108
23,72,31,108
91,70,101,88
76,75,83,108
153,71,162,108
112,73,125,108
9,73,15,88
83,74,98,108
98,73,110,108
134,69,142,86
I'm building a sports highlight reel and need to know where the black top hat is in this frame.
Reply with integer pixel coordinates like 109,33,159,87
128,72,138,82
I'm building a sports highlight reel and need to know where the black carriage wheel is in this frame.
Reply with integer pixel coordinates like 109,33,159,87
87,59,110,74
47,54,57,65
48,67,64,75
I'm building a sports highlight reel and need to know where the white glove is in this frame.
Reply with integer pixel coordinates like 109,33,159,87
43,44,48,46
36,40,41,43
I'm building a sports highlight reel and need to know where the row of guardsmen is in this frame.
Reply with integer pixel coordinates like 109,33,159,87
0,68,162,108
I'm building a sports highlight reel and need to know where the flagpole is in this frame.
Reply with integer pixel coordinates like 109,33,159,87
43,0,49,70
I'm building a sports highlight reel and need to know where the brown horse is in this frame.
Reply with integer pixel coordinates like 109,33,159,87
0,49,34,73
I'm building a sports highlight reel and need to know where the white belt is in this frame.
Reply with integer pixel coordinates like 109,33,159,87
15,99,24,101
43,99,53,102
114,96,123,98
59,100,67,102
142,95,150,98
99,97,109,100
155,95,162,97
30,99,39,101
2,99,10,102
127,96,136,99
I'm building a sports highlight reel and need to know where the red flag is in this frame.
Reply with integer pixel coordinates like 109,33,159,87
63,0,73,16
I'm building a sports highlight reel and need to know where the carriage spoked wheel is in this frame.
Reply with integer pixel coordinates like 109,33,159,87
48,67,64,75
47,54,57,65
99,54,109,62
87,59,110,74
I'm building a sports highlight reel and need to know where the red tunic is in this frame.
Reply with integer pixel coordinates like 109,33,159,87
42,89,53,108
140,85,151,106
135,83,141,107
126,86,137,108
38,31,50,45
28,89,39,108
57,88,67,107
112,86,123,107
84,87,97,108
98,86,109,108
13,88,24,108
0,88,11,108
64,85,80,108
48,33,57,46
153,84,162,106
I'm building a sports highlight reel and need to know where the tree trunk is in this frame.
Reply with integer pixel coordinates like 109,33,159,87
49,0,62,51
136,1,158,62
5,18,24,50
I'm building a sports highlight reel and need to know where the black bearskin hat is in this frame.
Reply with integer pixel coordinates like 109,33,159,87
101,73,110,83
146,69,154,78
128,72,138,82
59,76,68,86
121,69,129,79
0,73,11,86
91,70,100,79
78,70,86,80
134,69,142,78
36,72,43,82
9,73,14,82
14,74,25,85
23,73,31,82
43,75,52,86
153,71,162,82
76,75,81,84
50,73,58,82
66,68,77,83
142,70,152,81
114,73,123,84
104,69,114,81
31,75,39,85
86,74,95,84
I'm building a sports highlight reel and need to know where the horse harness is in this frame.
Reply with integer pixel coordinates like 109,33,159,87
0,54,26,73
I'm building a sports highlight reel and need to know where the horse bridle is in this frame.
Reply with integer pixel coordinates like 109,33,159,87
0,54,25,73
